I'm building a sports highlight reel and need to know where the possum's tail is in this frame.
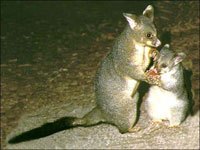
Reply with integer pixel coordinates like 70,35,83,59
8,107,105,144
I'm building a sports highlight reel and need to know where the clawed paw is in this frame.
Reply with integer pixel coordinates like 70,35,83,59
149,49,159,61
145,71,161,85
168,124,181,128
128,127,141,133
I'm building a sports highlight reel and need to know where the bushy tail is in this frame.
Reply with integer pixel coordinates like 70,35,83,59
8,107,105,144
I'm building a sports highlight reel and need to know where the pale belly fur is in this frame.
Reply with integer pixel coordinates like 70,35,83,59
125,44,152,96
124,76,139,96
146,86,180,120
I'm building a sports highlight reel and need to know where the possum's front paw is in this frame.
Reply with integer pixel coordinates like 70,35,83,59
145,70,161,85
149,48,159,61
168,120,181,128
168,124,181,129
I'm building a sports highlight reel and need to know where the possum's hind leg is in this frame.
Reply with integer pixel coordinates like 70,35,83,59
117,92,140,133
169,107,187,127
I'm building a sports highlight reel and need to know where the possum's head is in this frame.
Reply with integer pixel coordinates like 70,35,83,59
156,44,186,74
123,5,161,48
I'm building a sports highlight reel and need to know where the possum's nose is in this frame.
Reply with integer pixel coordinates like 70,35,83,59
154,39,161,47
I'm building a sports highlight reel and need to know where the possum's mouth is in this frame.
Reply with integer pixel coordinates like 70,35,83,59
146,44,158,48
146,39,161,48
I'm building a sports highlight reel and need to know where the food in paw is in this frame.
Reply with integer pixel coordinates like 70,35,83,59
147,68,159,76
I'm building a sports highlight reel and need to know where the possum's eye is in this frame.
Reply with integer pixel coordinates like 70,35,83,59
161,63,167,68
146,32,153,39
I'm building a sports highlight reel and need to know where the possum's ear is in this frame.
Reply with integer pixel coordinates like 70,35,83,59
143,5,154,22
173,52,186,66
164,44,170,48
123,13,137,30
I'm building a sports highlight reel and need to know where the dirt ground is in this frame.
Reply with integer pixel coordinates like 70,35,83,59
1,1,199,149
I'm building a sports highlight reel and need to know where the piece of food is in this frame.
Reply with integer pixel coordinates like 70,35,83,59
147,68,159,76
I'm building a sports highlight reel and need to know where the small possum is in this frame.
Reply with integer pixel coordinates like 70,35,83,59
145,44,189,127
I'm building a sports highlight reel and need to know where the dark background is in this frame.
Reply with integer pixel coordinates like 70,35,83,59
1,1,152,63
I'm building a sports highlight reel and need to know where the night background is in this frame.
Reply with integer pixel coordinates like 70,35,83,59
1,1,199,149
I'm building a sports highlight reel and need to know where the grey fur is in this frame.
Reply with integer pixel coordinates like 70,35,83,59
146,44,189,126
94,5,161,133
